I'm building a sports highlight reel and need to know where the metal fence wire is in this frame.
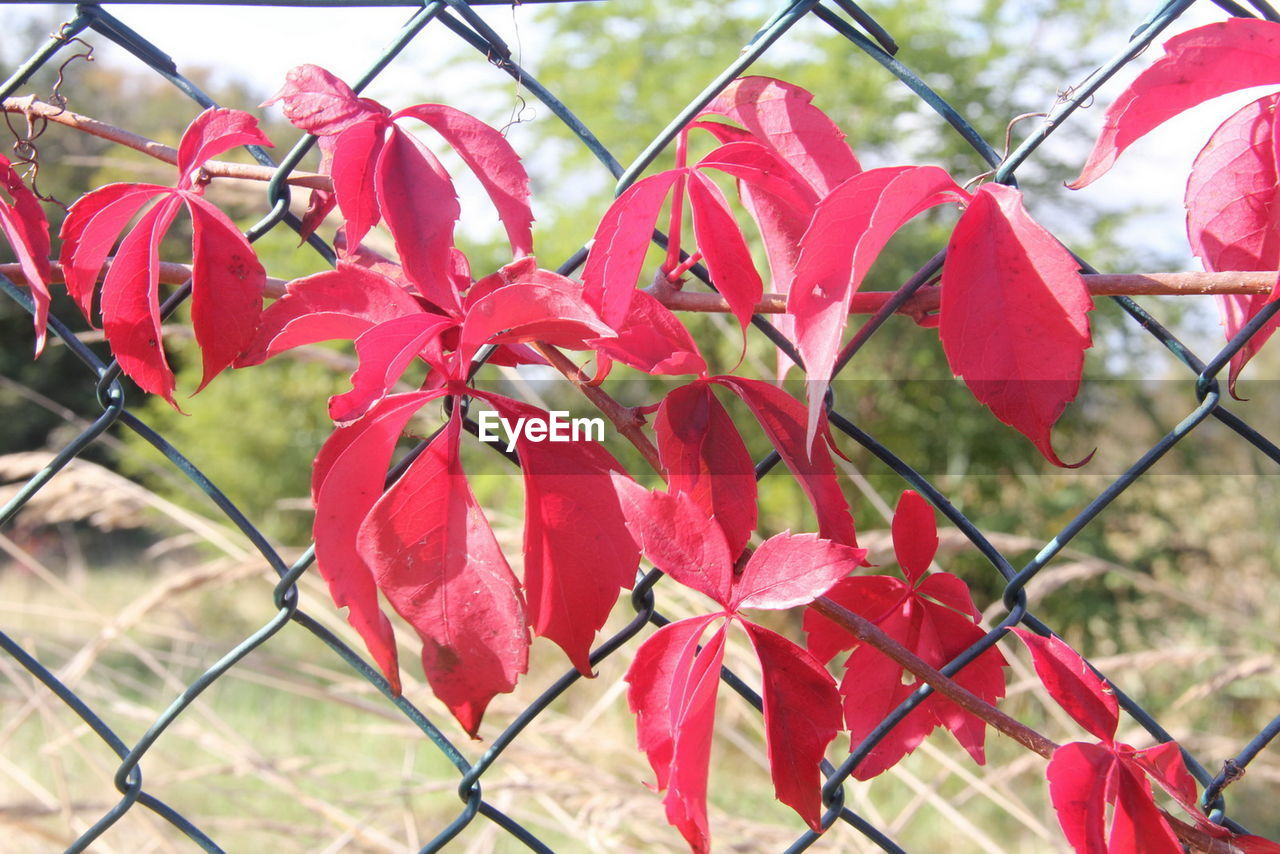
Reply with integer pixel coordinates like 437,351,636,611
2,0,1280,851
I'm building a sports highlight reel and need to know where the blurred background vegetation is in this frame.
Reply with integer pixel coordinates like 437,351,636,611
2,0,1279,851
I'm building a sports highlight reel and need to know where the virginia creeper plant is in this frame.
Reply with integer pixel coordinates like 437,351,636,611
6,18,1280,851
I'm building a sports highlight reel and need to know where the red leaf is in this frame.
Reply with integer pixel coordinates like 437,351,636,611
791,165,966,442
581,170,683,327
710,377,859,549
0,154,53,354
1128,741,1203,822
311,391,439,695
1185,94,1280,396
615,479,734,607
664,621,729,854
185,196,266,391
237,262,423,366
58,183,165,320
655,381,757,558
742,621,841,830
1011,627,1118,743
458,281,613,367
394,104,535,257
1047,743,1182,854
480,394,640,674
810,575,1006,778
331,119,388,254
687,170,764,335
940,183,1093,468
1047,742,1121,854
356,411,528,737
916,571,982,621
695,140,815,213
375,126,461,312
263,64,388,136
99,194,184,406
697,76,860,197
732,532,863,611
891,489,937,584
1070,19,1280,189
176,108,273,192
329,313,455,425
626,615,719,794
589,289,707,377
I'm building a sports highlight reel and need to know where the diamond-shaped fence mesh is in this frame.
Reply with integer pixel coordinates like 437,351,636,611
1,0,1279,851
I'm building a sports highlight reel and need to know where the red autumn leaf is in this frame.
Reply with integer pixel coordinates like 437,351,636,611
791,165,967,442
627,614,720,795
742,621,841,831
709,376,859,549
692,130,815,380
330,119,387,252
457,280,613,367
98,195,186,405
311,391,442,695
236,262,424,366
329,313,455,425
375,126,462,313
0,153,52,354
622,478,855,847
1185,93,1280,396
589,289,707,377
1010,627,1118,744
1046,742,1182,854
940,182,1093,468
394,104,534,257
639,618,729,854
356,410,528,737
175,107,274,191
1070,19,1280,189
186,198,267,392
694,139,815,214
58,108,271,404
262,63,387,136
615,479,734,606
581,169,684,327
732,532,860,611
686,169,764,335
481,394,640,674
59,183,163,320
891,489,937,584
697,76,860,197
804,491,1005,778
655,381,757,558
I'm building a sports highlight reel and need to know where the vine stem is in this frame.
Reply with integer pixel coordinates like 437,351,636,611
2,96,330,190
11,262,1276,316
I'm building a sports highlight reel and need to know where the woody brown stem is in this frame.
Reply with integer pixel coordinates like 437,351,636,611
2,96,330,191
657,270,1277,320
526,341,663,474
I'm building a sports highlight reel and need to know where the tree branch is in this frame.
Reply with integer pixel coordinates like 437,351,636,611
2,96,331,191
657,270,1277,321
526,341,663,473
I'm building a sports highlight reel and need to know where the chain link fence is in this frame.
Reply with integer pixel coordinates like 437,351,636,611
2,0,1279,851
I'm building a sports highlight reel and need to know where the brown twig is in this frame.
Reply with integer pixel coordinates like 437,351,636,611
526,341,662,473
2,96,331,191
14,261,1277,319
656,270,1278,321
